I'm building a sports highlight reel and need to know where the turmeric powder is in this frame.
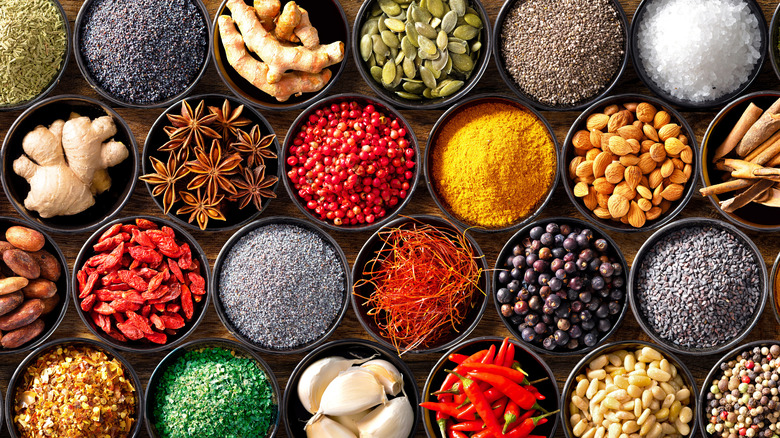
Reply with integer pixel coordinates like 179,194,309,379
431,102,557,228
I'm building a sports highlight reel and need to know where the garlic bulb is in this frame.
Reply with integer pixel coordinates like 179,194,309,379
361,359,404,396
318,367,387,416
298,356,366,414
357,396,414,438
333,410,370,435
305,413,357,438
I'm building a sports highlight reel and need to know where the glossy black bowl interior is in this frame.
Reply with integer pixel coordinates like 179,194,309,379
283,338,420,438
213,0,348,111
143,93,279,232
351,215,488,354
145,337,280,438
1,95,138,234
71,215,211,353
770,251,780,326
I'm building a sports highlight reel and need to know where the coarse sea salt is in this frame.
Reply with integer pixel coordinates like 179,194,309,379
636,0,761,102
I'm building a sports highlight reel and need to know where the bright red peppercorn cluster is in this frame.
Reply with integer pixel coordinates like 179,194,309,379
286,100,416,226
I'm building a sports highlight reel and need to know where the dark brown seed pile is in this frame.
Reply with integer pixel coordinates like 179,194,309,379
500,0,625,107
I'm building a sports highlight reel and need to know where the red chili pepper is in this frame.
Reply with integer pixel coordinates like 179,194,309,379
467,371,547,412
448,370,506,438
449,353,471,364
436,411,449,438
448,429,469,438
456,387,506,420
460,363,529,385
420,401,477,420
503,400,521,433
492,396,509,419
482,344,497,364
527,384,546,401
503,343,515,368
438,349,490,398
505,410,558,438
495,337,510,367
452,420,487,432
472,428,494,438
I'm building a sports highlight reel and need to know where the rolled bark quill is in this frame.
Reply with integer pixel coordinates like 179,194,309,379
713,102,763,160
745,130,780,162
757,188,780,207
736,98,780,157
720,179,775,213
700,178,752,196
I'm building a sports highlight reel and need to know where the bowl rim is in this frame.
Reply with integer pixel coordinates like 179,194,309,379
698,90,780,232
70,214,212,353
492,216,630,356
141,92,281,232
629,0,767,110
492,0,630,112
281,337,421,438
211,215,352,355
423,93,560,233
561,339,699,438
628,216,768,356
280,92,422,233
73,0,212,109
350,214,489,355
5,336,145,438
351,0,492,110
212,0,350,111
560,92,699,233
769,3,780,81
144,336,281,438
770,251,780,326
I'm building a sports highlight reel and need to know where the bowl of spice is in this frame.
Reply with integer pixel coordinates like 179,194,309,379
213,216,350,354
494,217,629,356
494,0,628,111
0,0,69,112
72,216,210,353
631,0,766,109
141,94,279,232
74,0,210,108
425,94,558,232
352,215,488,355
213,0,348,111
420,336,560,438
283,338,419,438
6,337,143,438
352,0,491,110
146,337,279,438
1,95,138,234
562,94,698,232
629,217,767,356
282,94,420,231
561,340,697,438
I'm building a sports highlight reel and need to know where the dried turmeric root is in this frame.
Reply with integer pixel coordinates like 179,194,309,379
253,0,279,30
273,1,301,43
293,5,319,49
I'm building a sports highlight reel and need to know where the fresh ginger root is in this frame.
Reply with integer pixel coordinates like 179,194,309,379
12,114,129,218
254,0,280,30
292,5,320,49
273,1,301,43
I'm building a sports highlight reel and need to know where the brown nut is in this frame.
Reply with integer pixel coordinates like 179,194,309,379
3,249,40,279
0,298,43,331
0,291,23,317
22,279,57,299
608,110,632,133
572,130,593,151
653,111,671,130
636,102,657,123
587,113,609,131
583,189,599,210
604,104,620,116
617,125,643,142
0,277,28,296
658,124,682,142
40,294,60,316
608,193,630,218
605,162,626,185
593,151,614,178
29,250,61,282
5,226,45,252
1,318,44,349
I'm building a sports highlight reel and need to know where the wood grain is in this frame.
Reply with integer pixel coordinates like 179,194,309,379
2,1,780,437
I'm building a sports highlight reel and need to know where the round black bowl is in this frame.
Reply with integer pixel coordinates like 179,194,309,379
281,93,421,233
628,217,767,356
1,95,139,234
424,94,559,233
212,216,351,355
770,251,780,326
493,0,629,112
283,338,419,438
142,93,280,232
352,214,488,355
6,337,144,438
630,0,766,109
213,0,348,111
494,217,629,356
562,93,699,233
72,215,211,353
352,0,491,110
145,337,280,438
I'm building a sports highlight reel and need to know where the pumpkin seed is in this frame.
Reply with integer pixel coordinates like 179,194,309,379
370,4,383,16
471,41,481,52
378,16,388,32
424,59,441,79
362,18,379,36
401,36,416,59
392,64,403,87
378,0,401,16
390,45,398,59
450,51,473,72
420,65,437,88
368,54,377,67
463,13,481,28
389,10,406,21
394,50,404,65
396,91,422,100
444,54,453,74
449,0,466,16
382,61,396,85
438,79,463,96
360,34,373,61
428,0,444,18
430,17,441,28
441,11,457,33
372,34,390,58
466,6,478,15
403,56,416,78
432,48,448,71
415,21,437,39
418,35,437,54
410,3,431,23
423,88,434,98
453,24,478,40
403,80,425,93
436,30,448,50
381,30,400,48
395,0,413,4
376,55,386,66
447,39,467,54
370,66,383,82
418,47,434,60
385,17,406,32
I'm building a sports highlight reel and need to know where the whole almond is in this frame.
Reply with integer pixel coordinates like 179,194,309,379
596,193,610,209
620,215,630,225
608,194,630,218
683,163,692,179
600,132,616,149
578,175,595,185
573,182,590,197
660,158,675,178
587,113,609,131
641,140,655,153
569,156,584,179
658,123,681,141
649,143,666,162
649,168,664,189
586,148,600,161
636,102,657,123
633,120,644,131
623,102,639,112
624,166,642,189
679,134,688,145
660,199,673,214
642,124,660,142
664,137,686,156
594,207,612,219
669,169,688,184
583,189,599,210
646,207,662,220
615,181,636,200
652,184,664,205
653,111,671,130
605,162,626,184
637,198,653,212
608,136,632,156
590,129,603,150
638,153,656,174
617,125,643,141
661,183,684,201
627,201,646,228
572,130,593,151
627,139,641,155
680,146,693,164
593,151,614,178
604,104,620,116
608,110,631,133
593,177,615,195
672,157,684,170
637,185,653,199
619,154,640,167
576,160,595,178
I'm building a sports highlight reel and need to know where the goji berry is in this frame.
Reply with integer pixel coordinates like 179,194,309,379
146,230,181,258
136,218,158,230
166,303,181,314
93,302,115,315
162,226,176,239
168,258,185,283
142,284,169,301
106,283,132,292
93,233,130,252
96,242,124,274
145,331,167,344
149,283,181,304
127,245,162,265
122,291,145,304
97,289,122,301
153,303,167,313
178,243,192,270
86,253,109,267
114,312,126,323
109,299,141,313
150,314,165,331
91,311,111,333
141,304,152,318
131,228,155,248
79,271,99,299
117,270,148,291
105,330,129,343
126,311,154,334
81,294,96,312
116,320,144,340
188,272,206,295
181,284,194,320
160,313,185,330
98,223,122,242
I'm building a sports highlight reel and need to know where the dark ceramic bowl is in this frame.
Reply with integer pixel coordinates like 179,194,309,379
0,217,69,356
1,95,138,234
562,340,698,438
493,0,629,112
422,336,560,438
352,0,491,110
628,217,767,356
562,94,698,233
6,337,144,438
145,337,280,438
770,251,780,326
494,217,629,356
630,0,766,109
0,0,70,112
283,338,420,438
74,0,211,108
281,93,421,233
213,0,348,111
71,215,211,353
352,215,488,355
212,216,351,355
142,93,280,232
425,94,559,233
699,91,780,231
770,4,780,81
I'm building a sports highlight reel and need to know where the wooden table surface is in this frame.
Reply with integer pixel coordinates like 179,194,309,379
3,0,780,436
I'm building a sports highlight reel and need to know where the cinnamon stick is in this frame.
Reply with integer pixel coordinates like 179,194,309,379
720,179,774,212
736,98,780,157
746,130,780,162
757,188,780,207
714,102,763,160
700,179,753,196
752,136,780,166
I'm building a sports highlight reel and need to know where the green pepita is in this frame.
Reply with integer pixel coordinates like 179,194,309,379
381,30,400,48
418,47,435,60
438,79,463,96
360,34,373,61
430,17,441,28
444,54,453,74
418,35,438,55
382,61,396,86
385,17,406,32
410,3,431,23
432,49,448,71
396,91,422,100
447,40,467,54
370,66,383,82
378,0,401,16
441,11,457,34
471,41,481,52
450,52,473,72
372,34,390,58
453,25,478,40
403,80,425,93
401,36,416,59
463,13,482,28
428,0,444,18
370,4,383,17
436,30,448,50
403,56,416,78
449,0,466,16
362,18,379,36
406,21,420,46
378,16,388,32
415,21,437,39
420,65,437,89
423,88,434,98
392,64,404,87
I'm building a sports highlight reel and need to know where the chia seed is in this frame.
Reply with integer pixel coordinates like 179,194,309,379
79,0,208,105
218,223,346,350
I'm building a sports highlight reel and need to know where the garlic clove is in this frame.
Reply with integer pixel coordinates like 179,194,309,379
298,356,368,414
305,413,358,438
360,359,404,396
332,410,370,435
357,396,414,438
318,367,387,416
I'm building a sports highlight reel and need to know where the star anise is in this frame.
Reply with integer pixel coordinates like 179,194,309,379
176,188,226,230
164,100,221,151
139,154,190,214
185,140,242,199
230,165,279,210
231,126,277,169
208,99,251,142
